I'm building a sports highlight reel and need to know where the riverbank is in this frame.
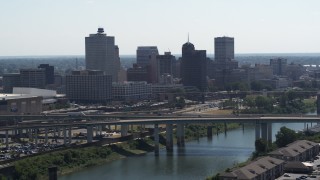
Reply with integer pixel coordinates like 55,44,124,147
5,123,241,179
8,138,154,180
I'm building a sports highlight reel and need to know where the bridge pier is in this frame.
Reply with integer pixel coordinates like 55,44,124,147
45,127,48,144
87,125,93,143
261,123,268,142
255,122,261,140
68,126,72,145
99,125,102,136
224,122,227,135
154,124,159,156
317,92,320,116
5,130,9,149
57,127,61,137
35,129,38,147
268,123,272,144
63,127,67,145
166,124,173,152
28,129,32,141
177,124,185,147
121,125,129,137
207,126,213,138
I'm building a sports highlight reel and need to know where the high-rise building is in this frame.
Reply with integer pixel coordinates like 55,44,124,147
214,37,234,61
210,37,238,88
181,42,207,91
156,52,175,83
2,73,21,93
20,69,46,89
66,70,112,103
136,46,159,67
38,64,54,84
85,28,118,82
270,58,287,76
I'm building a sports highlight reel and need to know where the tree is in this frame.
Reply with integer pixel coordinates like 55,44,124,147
255,138,267,153
275,126,298,147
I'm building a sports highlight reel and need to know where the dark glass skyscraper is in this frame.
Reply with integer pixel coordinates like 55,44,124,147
181,42,207,91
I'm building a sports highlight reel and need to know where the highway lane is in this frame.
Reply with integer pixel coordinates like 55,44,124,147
1,116,320,130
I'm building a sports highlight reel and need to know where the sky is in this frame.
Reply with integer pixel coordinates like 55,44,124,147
0,0,320,56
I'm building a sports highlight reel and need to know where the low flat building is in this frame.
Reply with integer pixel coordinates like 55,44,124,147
269,140,319,162
0,94,42,115
219,156,284,180
112,81,151,101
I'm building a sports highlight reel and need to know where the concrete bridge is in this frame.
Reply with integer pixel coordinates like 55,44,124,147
1,115,320,155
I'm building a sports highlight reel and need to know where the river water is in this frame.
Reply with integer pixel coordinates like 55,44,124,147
59,122,313,180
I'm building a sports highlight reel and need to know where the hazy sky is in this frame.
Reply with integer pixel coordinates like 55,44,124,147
0,0,320,56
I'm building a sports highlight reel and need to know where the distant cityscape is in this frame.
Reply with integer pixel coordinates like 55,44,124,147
1,27,320,180
0,27,320,112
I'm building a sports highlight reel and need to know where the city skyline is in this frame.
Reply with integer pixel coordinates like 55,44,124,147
0,0,320,56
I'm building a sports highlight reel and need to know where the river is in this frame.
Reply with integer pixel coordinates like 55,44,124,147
59,122,313,180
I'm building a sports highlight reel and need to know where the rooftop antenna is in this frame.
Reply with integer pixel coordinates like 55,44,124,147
187,33,189,43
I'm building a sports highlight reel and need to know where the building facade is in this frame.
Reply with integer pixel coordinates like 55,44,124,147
20,69,46,89
270,58,287,76
0,94,42,115
181,42,207,91
66,70,112,103
156,52,175,83
214,36,234,61
2,73,21,93
85,28,118,82
38,64,54,84
112,81,152,101
219,156,284,180
136,46,159,67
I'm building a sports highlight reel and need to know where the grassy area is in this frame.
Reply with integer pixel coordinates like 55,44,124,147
203,109,233,115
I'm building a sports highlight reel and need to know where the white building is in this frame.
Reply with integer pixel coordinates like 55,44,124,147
85,28,118,82
112,81,151,101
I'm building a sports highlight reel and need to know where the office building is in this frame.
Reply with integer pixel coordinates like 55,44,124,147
66,70,112,103
20,69,46,89
136,46,159,67
127,64,149,82
2,73,21,93
180,41,207,91
38,64,54,84
156,52,175,83
270,58,287,76
85,28,118,82
210,37,238,88
214,36,234,61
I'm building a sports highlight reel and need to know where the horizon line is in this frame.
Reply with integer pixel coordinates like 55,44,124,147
1,52,320,58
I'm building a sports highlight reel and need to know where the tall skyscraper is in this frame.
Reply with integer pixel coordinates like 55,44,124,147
136,46,159,67
181,42,207,91
85,28,118,82
210,36,238,88
214,37,234,61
